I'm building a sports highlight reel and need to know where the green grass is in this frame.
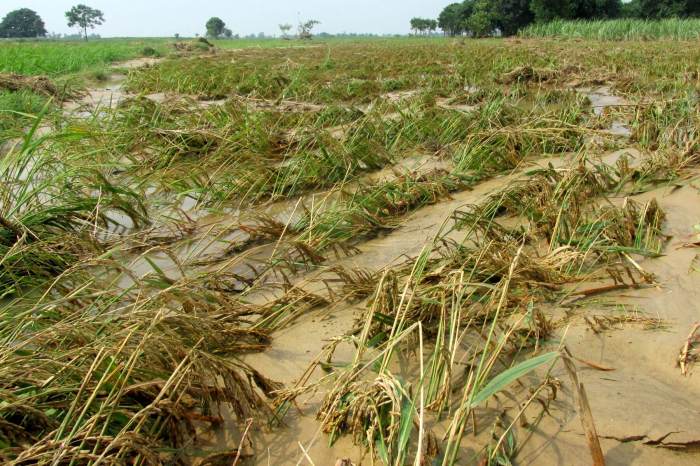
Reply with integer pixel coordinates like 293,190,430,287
0,37,423,78
520,18,700,41
0,90,49,134
0,39,170,76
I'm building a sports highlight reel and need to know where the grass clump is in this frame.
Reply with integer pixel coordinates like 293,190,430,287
0,278,281,464
0,90,50,135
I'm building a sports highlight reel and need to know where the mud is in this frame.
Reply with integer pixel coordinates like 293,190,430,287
115,57,163,70
522,179,700,465
63,57,165,114
581,86,629,116
380,89,420,103
578,86,633,139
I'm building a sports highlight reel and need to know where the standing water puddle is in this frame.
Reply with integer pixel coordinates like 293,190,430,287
579,86,632,137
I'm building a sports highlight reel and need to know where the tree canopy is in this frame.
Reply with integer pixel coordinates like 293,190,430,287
636,0,699,18
530,0,621,22
410,18,439,35
438,3,471,36
0,8,47,38
66,4,105,41
491,0,534,36
205,17,226,38
432,0,700,36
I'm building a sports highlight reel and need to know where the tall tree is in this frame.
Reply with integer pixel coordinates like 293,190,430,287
436,0,628,37
638,0,693,18
66,4,105,41
428,19,439,34
530,0,622,22
530,0,578,22
577,0,622,19
411,18,439,35
0,8,47,38
466,0,495,37
438,3,464,35
410,17,422,35
491,0,533,36
621,0,642,17
205,17,226,38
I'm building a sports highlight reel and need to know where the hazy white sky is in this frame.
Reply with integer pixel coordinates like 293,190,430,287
0,1,448,37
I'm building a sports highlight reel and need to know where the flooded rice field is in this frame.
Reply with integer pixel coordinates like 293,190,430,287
1,38,699,465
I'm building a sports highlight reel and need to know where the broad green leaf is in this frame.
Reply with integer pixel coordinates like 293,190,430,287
470,352,559,408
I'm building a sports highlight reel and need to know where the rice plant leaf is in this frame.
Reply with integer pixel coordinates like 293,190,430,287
375,436,389,465
144,256,167,279
366,331,388,348
470,352,559,408
373,312,395,326
395,395,415,463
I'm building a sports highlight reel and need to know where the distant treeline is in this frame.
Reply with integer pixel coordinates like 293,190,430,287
427,0,700,37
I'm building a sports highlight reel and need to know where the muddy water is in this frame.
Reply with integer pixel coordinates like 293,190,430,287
580,86,627,116
63,77,168,115
242,305,361,465
63,74,126,113
579,86,632,138
116,149,457,290
63,57,165,115
289,149,641,286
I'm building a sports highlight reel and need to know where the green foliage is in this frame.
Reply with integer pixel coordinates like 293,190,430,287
0,90,49,134
638,0,699,18
205,16,226,38
65,4,105,41
530,0,621,23
0,8,46,38
435,0,700,36
491,0,535,36
466,0,496,37
438,2,472,35
521,17,700,39
0,39,169,76
436,0,623,36
410,17,439,35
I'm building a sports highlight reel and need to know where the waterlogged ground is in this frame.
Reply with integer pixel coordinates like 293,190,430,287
2,38,700,465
